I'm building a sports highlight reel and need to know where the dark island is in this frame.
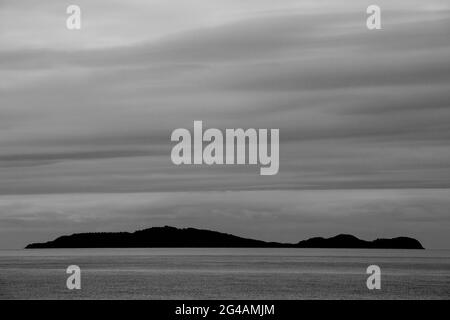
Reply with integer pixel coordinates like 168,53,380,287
25,226,424,249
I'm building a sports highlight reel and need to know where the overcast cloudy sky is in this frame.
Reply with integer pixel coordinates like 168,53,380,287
1,0,450,249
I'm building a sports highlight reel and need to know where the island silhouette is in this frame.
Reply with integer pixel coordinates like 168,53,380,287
25,226,424,249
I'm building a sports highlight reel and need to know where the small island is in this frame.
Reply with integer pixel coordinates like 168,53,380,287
25,226,424,249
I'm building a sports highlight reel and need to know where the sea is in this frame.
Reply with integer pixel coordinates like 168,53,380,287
0,248,449,299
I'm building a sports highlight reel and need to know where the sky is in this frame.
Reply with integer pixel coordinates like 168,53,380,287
1,0,450,249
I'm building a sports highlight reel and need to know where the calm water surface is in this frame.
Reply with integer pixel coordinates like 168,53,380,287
0,248,449,299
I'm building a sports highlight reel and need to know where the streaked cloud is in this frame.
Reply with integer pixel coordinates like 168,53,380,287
0,0,449,247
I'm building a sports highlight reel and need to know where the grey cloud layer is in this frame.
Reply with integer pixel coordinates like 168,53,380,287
0,0,450,248
1,190,449,249
1,5,450,193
